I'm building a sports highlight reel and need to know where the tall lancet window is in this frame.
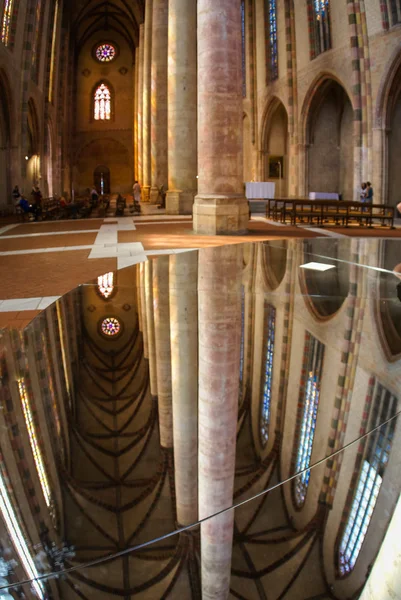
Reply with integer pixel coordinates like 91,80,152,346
293,333,325,506
48,0,59,103
18,379,53,512
31,0,43,80
0,456,45,599
97,272,115,299
241,0,246,97
265,0,278,81
1,0,15,46
94,83,112,121
260,303,276,446
338,382,398,576
309,0,331,58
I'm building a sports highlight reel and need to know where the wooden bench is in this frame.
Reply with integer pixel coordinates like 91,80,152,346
42,197,60,220
268,199,395,228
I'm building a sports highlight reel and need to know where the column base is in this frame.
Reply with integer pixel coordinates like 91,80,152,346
142,185,151,202
166,190,195,215
149,186,160,204
193,195,249,235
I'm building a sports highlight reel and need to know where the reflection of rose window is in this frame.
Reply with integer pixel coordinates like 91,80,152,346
101,317,121,337
95,43,116,62
98,272,114,299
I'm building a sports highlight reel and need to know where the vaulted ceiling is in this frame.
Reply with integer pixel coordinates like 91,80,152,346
69,0,145,56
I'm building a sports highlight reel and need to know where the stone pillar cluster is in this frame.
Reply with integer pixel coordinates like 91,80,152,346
137,242,243,598
134,0,248,233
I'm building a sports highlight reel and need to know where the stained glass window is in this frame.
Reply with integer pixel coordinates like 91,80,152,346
310,0,331,58
48,0,59,103
260,304,276,446
293,334,325,506
94,83,112,121
338,383,398,576
18,379,52,510
31,0,43,79
241,0,246,97
98,272,114,299
388,0,401,26
95,43,116,62
1,0,14,46
265,0,278,81
101,317,121,337
0,458,45,599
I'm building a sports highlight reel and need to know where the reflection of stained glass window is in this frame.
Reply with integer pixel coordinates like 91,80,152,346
101,317,121,337
18,379,53,510
96,43,116,62
0,458,45,599
241,0,246,97
293,334,325,506
1,0,14,46
265,0,278,81
98,272,114,299
338,383,397,576
94,83,112,121
310,0,331,58
260,304,276,446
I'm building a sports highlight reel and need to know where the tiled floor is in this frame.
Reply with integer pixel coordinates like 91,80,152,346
0,213,399,329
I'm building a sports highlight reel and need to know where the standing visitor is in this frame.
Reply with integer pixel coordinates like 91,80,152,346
365,182,374,204
133,180,141,204
90,187,99,207
360,182,367,202
31,185,43,221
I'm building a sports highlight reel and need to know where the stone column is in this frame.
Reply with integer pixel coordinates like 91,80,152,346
166,0,197,215
198,245,242,599
149,0,168,204
142,0,153,202
137,24,145,186
193,0,248,234
145,260,158,395
134,46,139,182
153,256,173,448
169,252,198,526
139,263,149,358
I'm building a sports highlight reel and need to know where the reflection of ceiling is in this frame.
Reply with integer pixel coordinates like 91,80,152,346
0,239,400,599
70,0,145,55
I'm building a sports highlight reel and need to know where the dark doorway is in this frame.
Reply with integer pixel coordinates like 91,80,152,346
94,165,110,194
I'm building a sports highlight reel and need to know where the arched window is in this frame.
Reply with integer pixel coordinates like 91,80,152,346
0,454,45,599
338,382,398,576
18,379,53,513
1,0,15,47
97,272,115,299
307,0,331,59
260,303,276,446
31,0,44,80
94,82,112,121
293,333,325,506
265,0,278,82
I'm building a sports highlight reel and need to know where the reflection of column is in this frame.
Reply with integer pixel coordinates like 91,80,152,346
166,0,197,215
198,245,242,599
139,263,148,358
149,0,168,204
153,256,173,448
145,261,157,394
142,0,153,202
134,46,139,182
193,0,248,235
169,252,198,526
137,24,144,186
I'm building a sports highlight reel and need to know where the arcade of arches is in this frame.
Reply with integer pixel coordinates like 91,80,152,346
0,1,401,233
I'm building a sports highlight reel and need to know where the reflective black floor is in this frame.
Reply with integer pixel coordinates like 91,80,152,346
0,238,400,599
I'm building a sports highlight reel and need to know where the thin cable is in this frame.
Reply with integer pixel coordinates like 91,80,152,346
2,408,400,593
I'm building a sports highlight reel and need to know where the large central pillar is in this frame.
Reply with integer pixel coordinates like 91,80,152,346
149,0,168,204
166,0,197,215
142,0,153,202
137,24,145,186
169,252,198,526
193,0,248,235
198,245,242,599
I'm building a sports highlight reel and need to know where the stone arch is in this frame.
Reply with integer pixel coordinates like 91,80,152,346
26,98,41,187
301,73,354,200
45,118,55,196
376,240,401,362
75,137,132,194
375,49,401,209
260,96,289,197
0,69,13,206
